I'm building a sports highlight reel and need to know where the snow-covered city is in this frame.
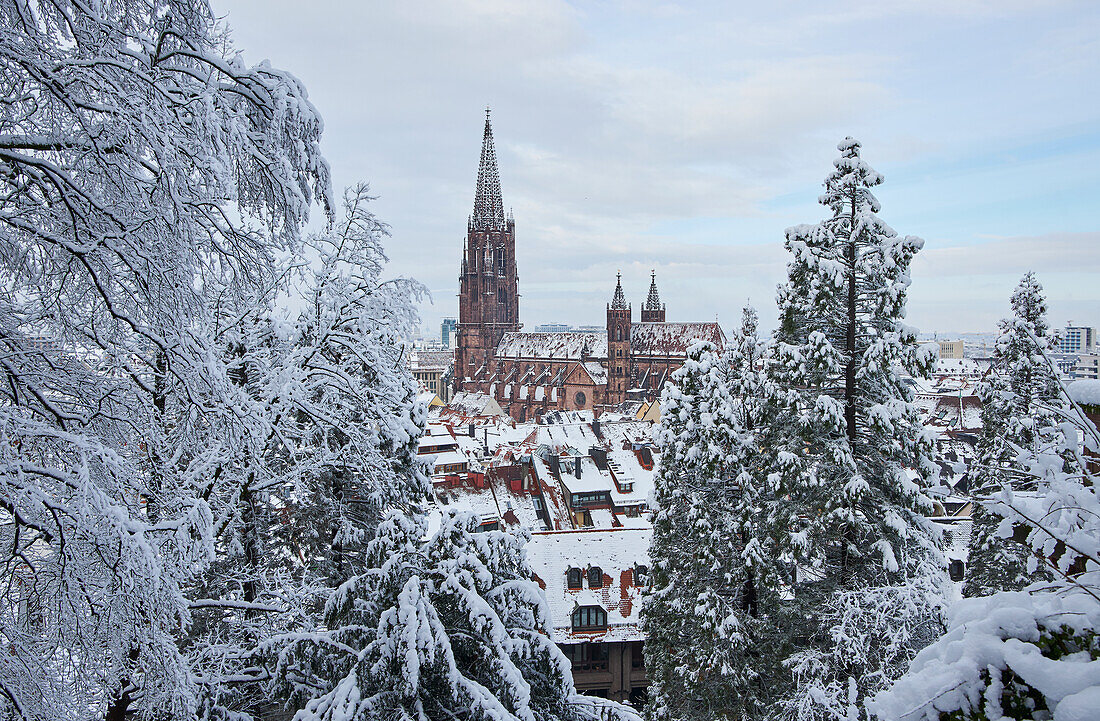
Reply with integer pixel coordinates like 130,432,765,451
1,2,1098,721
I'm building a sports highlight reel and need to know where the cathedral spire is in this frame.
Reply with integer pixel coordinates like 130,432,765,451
644,269,662,311
610,271,628,310
471,107,506,231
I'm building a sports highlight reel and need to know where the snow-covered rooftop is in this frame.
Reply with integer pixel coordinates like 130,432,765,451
630,322,725,356
497,332,607,360
527,528,651,644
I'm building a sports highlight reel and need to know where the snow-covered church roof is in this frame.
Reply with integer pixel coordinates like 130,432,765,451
630,322,725,355
496,332,608,360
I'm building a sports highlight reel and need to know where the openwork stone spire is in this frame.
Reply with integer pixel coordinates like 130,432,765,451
610,271,628,310
471,108,506,231
644,270,662,311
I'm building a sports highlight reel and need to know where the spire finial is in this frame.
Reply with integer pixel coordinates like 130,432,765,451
611,271,628,310
471,108,506,232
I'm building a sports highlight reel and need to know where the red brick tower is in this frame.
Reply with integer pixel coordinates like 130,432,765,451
607,272,632,403
640,269,666,322
456,110,520,388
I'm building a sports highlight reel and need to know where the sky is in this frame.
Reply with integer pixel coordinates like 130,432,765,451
213,0,1100,339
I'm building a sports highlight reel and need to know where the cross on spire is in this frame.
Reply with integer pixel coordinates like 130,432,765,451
644,269,662,311
610,271,628,310
471,108,506,232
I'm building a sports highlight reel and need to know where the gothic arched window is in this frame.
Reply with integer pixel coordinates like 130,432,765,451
616,327,622,341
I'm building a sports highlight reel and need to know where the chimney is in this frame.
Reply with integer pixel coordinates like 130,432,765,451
574,459,582,479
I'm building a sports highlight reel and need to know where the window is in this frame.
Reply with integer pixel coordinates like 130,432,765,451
588,566,603,588
948,559,965,582
571,605,607,630
567,567,583,589
562,642,609,671
634,564,648,587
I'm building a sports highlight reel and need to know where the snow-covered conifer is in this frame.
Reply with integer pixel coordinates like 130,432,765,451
272,510,596,721
870,331,1100,721
645,338,778,721
964,272,1058,597
762,139,945,721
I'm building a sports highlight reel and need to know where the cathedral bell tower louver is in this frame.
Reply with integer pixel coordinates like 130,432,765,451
456,109,520,390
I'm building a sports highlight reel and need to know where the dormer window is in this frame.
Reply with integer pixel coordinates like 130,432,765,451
567,567,583,589
634,564,649,588
571,605,607,631
588,566,603,588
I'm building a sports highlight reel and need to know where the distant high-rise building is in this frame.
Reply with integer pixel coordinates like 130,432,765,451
535,323,572,333
1060,324,1096,355
938,339,965,359
441,317,457,348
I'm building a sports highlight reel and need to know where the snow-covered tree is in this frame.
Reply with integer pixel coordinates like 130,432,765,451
272,510,595,721
870,335,1100,721
762,139,946,721
964,272,1058,597
0,1,330,717
187,186,427,719
645,338,779,721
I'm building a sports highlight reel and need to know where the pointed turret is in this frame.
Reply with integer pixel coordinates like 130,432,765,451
471,108,506,232
641,269,666,322
610,271,628,310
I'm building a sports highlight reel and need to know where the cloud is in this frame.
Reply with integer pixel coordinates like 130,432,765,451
915,232,1100,277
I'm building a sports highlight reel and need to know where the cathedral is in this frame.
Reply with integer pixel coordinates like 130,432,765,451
454,111,725,421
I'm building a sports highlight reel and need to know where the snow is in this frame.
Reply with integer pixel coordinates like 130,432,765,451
527,528,651,643
630,322,726,355
497,331,608,360
558,456,615,494
1068,379,1100,406
869,579,1100,721
583,361,609,384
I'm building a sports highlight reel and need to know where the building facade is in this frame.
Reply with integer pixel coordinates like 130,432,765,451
938,339,965,360
441,317,457,349
454,112,724,421
1060,325,1096,355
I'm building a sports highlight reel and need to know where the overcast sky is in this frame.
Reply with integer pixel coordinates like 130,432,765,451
214,0,1099,338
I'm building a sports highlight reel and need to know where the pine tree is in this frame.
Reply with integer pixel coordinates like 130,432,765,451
963,272,1058,597
187,186,427,719
272,511,591,721
645,339,776,721
871,325,1100,721
762,139,946,721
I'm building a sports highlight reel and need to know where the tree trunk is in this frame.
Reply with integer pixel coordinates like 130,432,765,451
104,647,141,721
845,197,858,448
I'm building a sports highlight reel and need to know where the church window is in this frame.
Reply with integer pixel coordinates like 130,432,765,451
574,391,586,407
616,327,622,341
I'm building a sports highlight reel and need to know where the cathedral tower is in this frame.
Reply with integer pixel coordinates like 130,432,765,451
607,272,632,403
456,110,520,386
640,270,666,322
